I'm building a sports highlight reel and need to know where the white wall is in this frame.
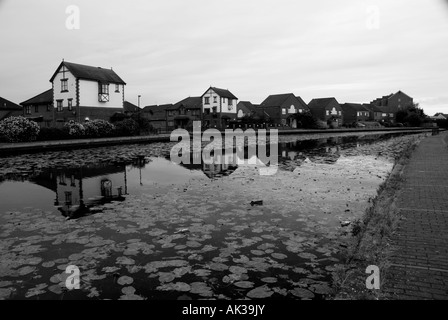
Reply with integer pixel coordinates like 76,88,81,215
53,66,76,107
202,88,237,114
79,80,123,108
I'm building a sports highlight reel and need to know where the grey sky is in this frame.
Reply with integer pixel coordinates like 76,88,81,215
1,0,447,115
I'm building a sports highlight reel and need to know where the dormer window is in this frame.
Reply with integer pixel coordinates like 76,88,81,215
61,79,68,92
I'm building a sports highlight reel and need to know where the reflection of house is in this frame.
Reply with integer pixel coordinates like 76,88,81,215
166,97,202,131
308,98,343,127
49,61,127,124
259,94,309,128
0,96,23,121
340,103,371,125
178,150,238,179
201,87,238,129
20,89,54,127
31,165,127,219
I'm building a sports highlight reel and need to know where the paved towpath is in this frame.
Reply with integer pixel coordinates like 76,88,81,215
384,131,448,300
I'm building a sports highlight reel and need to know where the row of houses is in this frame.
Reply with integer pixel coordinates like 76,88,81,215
0,60,416,131
142,88,415,131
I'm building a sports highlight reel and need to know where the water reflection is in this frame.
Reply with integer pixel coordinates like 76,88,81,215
31,165,128,219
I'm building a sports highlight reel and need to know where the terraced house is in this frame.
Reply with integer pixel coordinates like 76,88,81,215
49,61,126,124
201,87,238,129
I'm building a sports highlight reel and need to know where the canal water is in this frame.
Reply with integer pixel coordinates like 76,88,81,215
0,132,424,300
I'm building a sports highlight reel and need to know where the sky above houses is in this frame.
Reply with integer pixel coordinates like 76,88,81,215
0,0,447,115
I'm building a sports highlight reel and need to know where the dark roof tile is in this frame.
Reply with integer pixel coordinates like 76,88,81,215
50,61,126,84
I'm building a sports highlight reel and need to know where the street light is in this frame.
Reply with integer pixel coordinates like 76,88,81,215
138,95,141,109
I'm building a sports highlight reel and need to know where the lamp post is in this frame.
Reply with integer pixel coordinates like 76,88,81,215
138,95,141,109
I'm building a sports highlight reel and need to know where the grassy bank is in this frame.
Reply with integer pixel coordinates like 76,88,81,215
331,134,425,300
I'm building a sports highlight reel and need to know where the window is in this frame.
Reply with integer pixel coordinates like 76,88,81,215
168,121,174,127
213,96,217,103
299,109,303,113
25,106,31,115
390,113,394,117
115,84,120,93
382,113,387,117
99,83,109,102
212,107,217,113
64,191,72,205
47,104,51,112
61,79,68,92
326,110,330,116
34,105,39,113
57,100,63,112
68,99,73,111
357,112,360,117
99,83,109,94
204,97,210,105
223,98,227,104
282,109,286,115
338,111,342,116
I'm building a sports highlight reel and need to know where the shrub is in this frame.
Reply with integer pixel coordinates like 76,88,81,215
0,116,40,142
293,112,318,129
114,118,140,136
63,120,85,138
37,127,70,141
84,119,115,138
316,120,328,129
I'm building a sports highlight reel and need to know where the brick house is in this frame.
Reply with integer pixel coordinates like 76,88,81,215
340,103,371,126
308,97,343,127
259,94,309,128
201,87,238,129
370,90,414,123
49,61,126,125
237,101,258,119
142,104,172,132
166,97,202,131
0,96,23,121
20,89,54,127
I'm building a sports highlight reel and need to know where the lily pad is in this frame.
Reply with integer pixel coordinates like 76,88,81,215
247,286,274,299
271,253,288,260
158,272,175,283
209,263,228,272
290,288,315,299
117,276,133,286
261,277,278,284
234,281,255,289
229,266,247,275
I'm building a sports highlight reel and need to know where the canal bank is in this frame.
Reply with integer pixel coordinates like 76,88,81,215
0,127,438,156
332,131,448,300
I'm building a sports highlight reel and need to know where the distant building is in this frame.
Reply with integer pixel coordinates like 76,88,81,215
49,61,126,124
431,113,448,120
201,87,238,129
308,98,343,127
0,96,23,121
371,90,414,113
166,97,202,131
123,101,141,115
340,103,371,125
364,104,395,124
259,93,309,128
142,104,172,132
20,89,54,127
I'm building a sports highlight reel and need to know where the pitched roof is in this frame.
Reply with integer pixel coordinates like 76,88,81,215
142,104,172,120
202,87,237,100
296,96,308,109
308,98,338,112
50,61,126,84
123,101,141,113
20,89,53,106
341,103,370,112
169,97,202,110
0,96,22,110
238,101,258,113
260,93,296,107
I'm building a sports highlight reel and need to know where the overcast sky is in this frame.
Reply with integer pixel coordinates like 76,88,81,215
1,0,447,115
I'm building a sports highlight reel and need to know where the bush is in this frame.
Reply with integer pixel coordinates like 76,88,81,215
0,116,40,142
316,120,328,129
293,112,318,129
114,118,140,136
37,127,70,141
84,119,115,138
63,120,85,138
